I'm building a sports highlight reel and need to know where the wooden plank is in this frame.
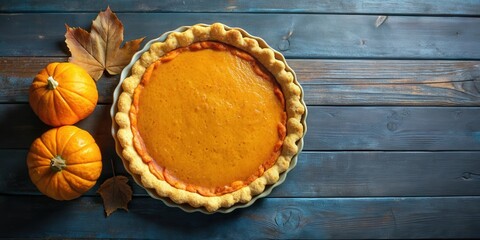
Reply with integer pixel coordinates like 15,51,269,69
1,0,480,15
1,14,480,59
296,59,480,106
3,149,480,198
305,106,480,151
2,104,480,151
0,196,479,239
2,57,480,106
0,104,114,150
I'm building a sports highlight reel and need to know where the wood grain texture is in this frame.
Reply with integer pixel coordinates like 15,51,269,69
0,104,114,150
305,106,480,151
295,60,480,106
1,196,479,239
1,0,480,15
1,13,480,59
2,57,480,105
3,104,480,151
3,149,480,198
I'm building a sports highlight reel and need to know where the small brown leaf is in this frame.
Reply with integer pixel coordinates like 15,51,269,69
97,175,133,217
65,6,144,81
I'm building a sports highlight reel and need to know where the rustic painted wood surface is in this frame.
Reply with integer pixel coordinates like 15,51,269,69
2,196,480,239
0,1,479,239
2,0,480,15
2,13,480,59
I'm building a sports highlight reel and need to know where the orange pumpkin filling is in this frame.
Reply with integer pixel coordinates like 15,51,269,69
130,41,286,196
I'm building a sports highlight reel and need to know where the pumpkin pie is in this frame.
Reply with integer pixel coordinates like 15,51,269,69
115,23,305,212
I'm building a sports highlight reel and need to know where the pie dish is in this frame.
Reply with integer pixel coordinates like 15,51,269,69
112,23,306,213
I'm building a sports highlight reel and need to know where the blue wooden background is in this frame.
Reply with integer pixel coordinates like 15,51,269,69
1,0,480,238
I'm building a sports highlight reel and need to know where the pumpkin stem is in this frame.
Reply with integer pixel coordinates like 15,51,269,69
50,155,66,172
47,76,59,90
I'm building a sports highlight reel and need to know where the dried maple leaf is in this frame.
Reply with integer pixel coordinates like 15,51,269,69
97,175,133,217
65,6,144,81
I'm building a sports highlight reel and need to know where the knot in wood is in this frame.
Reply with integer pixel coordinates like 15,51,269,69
274,207,302,232
387,122,398,131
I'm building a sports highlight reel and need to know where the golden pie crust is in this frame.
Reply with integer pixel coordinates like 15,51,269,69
115,23,305,212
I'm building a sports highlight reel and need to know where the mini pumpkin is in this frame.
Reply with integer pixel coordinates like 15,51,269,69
29,62,98,127
27,125,102,200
